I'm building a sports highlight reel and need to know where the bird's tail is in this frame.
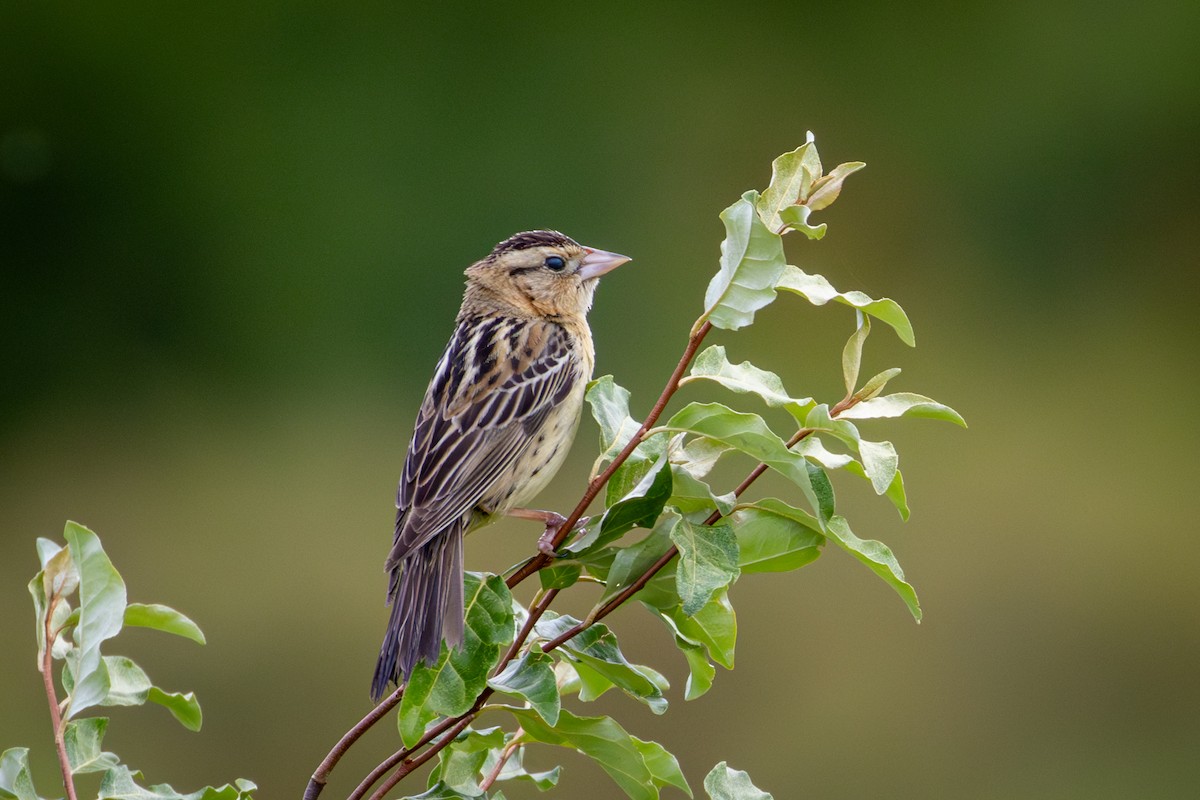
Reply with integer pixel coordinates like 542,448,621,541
371,530,465,703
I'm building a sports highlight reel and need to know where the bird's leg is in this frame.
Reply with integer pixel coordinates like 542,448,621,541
506,507,590,556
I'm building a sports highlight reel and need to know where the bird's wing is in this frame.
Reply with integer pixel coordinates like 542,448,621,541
388,316,579,566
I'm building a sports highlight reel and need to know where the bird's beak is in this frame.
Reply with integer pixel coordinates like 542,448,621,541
577,247,632,281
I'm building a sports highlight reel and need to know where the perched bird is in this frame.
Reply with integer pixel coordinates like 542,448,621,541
371,230,631,701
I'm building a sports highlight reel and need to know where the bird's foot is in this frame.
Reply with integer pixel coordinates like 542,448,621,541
508,507,589,557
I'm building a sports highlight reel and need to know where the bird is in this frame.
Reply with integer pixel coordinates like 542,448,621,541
371,230,631,702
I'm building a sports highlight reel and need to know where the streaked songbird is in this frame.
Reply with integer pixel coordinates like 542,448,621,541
371,230,631,701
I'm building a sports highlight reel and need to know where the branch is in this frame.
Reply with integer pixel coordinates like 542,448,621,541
302,686,404,800
347,320,716,798
478,731,523,792
41,596,78,800
506,320,713,586
366,713,477,800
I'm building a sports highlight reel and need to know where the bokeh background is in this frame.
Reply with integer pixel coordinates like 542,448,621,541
3,3,1198,798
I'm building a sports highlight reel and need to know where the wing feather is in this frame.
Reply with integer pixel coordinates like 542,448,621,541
388,317,578,567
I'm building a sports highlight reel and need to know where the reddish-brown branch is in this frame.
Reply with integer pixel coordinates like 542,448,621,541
506,321,713,587
365,713,478,800
478,732,524,792
41,596,77,800
303,687,404,800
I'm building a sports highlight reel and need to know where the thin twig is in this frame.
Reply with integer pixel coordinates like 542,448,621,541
366,713,477,800
478,730,524,792
506,320,713,586
41,595,78,800
302,686,404,800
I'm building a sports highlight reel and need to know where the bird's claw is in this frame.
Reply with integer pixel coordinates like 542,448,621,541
537,514,591,558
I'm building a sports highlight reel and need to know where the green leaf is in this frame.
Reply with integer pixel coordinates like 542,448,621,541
599,512,678,608
730,499,824,574
704,762,774,800
535,615,668,714
825,514,921,621
884,468,910,521
680,346,815,422
700,191,787,332
667,465,736,517
0,748,42,800
508,709,691,800
755,140,822,232
36,537,64,569
672,436,734,480
803,405,898,497
538,561,582,590
842,315,870,396
124,604,206,645
488,649,560,725
806,161,866,212
43,544,79,602
398,573,515,747
777,204,826,239
404,782,484,800
586,376,643,466
99,655,152,706
98,766,256,799
63,521,127,717
852,368,902,402
654,615,717,700
650,589,737,670
483,746,560,792
838,392,967,427
775,266,915,346
660,403,813,489
426,727,505,796
149,687,203,732
669,518,739,616
63,717,120,775
568,450,672,556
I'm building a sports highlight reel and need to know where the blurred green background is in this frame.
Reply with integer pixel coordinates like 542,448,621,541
3,2,1198,798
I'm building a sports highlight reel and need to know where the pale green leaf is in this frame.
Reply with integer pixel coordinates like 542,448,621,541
775,265,915,346
509,709,691,800
680,345,815,422
536,615,668,714
64,718,120,775
149,688,203,732
667,465,736,517
777,204,826,239
806,161,866,212
124,604,206,645
842,314,870,395
700,191,787,332
0,748,42,800
669,518,739,616
484,746,561,792
488,649,560,725
825,514,921,622
660,403,813,489
98,766,256,799
63,522,127,717
704,761,774,800
43,545,79,602
650,589,737,670
755,141,822,231
730,499,824,574
838,392,967,426
852,368,902,402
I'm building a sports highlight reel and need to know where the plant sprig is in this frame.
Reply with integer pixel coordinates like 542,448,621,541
3,522,256,800
305,133,964,800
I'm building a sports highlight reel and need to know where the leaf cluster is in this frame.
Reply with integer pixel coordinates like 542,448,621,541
338,134,964,800
3,522,255,800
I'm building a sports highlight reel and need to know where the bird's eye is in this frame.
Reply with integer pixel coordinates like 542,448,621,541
544,255,566,272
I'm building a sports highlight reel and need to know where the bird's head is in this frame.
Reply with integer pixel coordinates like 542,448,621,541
463,230,631,320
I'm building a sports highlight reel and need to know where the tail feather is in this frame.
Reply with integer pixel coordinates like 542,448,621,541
371,530,465,702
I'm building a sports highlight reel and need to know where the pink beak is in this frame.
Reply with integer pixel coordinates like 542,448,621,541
577,246,632,281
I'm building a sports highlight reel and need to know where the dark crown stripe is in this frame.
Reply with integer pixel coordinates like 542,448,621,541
491,230,578,255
